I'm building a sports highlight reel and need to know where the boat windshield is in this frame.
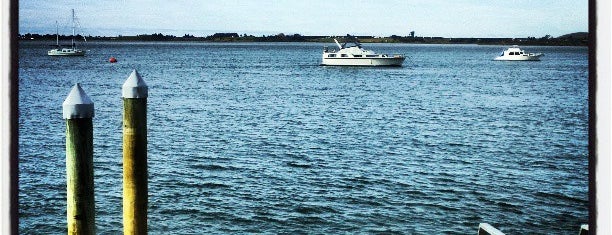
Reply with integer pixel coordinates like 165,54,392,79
500,51,505,56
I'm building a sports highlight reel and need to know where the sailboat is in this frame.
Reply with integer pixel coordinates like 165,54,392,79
48,9,86,56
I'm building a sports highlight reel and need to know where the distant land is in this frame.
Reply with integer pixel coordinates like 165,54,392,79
19,32,588,46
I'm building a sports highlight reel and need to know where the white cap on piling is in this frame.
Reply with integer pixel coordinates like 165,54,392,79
122,69,148,98
63,83,94,119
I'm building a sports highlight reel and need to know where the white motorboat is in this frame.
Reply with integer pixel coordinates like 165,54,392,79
321,35,405,66
48,9,86,56
494,46,543,61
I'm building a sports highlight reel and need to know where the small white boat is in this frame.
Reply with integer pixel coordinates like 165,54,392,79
48,47,86,56
48,9,86,56
321,35,405,66
494,45,543,61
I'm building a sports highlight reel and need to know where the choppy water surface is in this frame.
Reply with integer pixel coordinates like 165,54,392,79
18,41,588,234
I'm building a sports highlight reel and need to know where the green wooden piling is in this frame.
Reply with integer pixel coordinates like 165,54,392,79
63,83,95,235
122,70,148,235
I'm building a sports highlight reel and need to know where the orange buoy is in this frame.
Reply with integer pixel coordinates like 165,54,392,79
109,57,117,63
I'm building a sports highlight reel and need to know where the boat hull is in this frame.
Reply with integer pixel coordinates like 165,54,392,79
321,57,405,66
48,49,86,56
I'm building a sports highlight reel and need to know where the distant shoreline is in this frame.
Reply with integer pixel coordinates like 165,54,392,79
19,32,588,46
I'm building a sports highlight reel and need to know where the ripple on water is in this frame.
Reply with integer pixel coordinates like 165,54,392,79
18,42,588,234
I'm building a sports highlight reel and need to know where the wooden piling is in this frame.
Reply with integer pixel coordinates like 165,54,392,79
478,223,505,235
63,83,95,235
579,224,589,235
122,70,148,235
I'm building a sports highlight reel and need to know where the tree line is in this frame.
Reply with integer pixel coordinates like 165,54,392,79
19,32,588,46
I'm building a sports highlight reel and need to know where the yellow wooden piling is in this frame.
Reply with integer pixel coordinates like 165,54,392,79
122,70,148,234
63,83,95,235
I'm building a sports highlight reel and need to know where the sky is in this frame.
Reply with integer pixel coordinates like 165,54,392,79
18,0,589,38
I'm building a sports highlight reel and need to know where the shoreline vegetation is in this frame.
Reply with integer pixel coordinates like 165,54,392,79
19,32,588,46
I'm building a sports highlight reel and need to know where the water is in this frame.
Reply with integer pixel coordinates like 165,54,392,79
18,41,589,234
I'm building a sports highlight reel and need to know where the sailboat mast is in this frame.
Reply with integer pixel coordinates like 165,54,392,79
71,9,76,49
55,21,59,46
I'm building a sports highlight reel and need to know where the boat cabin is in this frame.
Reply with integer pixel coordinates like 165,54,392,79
500,47,527,56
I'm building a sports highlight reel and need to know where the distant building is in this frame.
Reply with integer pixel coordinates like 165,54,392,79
211,33,239,38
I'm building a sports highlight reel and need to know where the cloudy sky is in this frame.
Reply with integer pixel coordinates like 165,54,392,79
19,0,589,38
